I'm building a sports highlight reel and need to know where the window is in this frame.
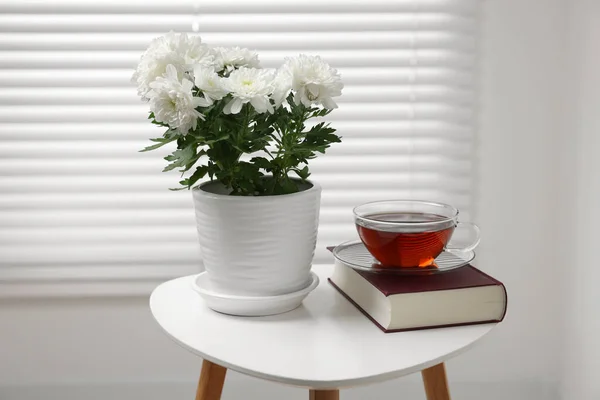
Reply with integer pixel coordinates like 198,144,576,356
0,0,479,295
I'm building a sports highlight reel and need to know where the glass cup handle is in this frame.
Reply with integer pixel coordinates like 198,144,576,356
445,222,481,253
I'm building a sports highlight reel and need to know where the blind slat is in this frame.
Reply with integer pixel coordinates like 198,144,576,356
2,195,480,231
0,158,471,176
0,243,200,265
0,32,476,51
0,121,474,140
0,193,470,211
0,137,472,158
0,86,474,105
0,0,479,15
0,14,477,33
0,264,198,282
0,104,474,123
0,68,474,87
0,173,470,193
0,49,475,70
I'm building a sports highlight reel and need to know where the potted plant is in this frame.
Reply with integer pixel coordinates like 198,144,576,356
133,32,343,308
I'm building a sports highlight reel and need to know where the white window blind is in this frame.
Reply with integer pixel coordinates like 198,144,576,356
0,0,479,296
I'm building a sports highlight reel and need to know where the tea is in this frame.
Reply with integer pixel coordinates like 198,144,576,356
356,212,455,268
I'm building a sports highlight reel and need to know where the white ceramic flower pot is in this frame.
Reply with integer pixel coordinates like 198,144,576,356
192,180,321,298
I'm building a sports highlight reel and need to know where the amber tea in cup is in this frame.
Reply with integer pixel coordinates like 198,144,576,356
354,201,480,268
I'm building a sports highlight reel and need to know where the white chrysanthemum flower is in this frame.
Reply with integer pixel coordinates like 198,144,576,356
221,68,274,114
132,32,213,100
193,66,229,107
285,54,343,109
271,66,293,107
148,64,205,135
132,46,184,100
213,47,261,73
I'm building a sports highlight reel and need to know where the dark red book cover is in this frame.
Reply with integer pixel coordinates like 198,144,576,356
355,265,505,296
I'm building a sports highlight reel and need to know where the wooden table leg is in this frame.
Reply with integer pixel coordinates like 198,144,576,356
195,359,227,400
309,389,340,400
421,362,451,400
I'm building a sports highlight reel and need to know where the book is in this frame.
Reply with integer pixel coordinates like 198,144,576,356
329,259,507,333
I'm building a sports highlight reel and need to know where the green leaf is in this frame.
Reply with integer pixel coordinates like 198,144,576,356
163,145,195,172
250,157,273,171
313,108,332,118
229,161,264,195
206,161,216,180
140,141,170,152
183,149,207,173
303,123,342,153
179,165,208,188
140,133,177,152
272,178,299,195
292,166,311,181
201,133,230,145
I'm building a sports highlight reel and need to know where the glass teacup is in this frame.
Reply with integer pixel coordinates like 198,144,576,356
354,200,480,268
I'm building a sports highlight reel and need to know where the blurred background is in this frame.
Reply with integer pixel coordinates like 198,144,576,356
0,0,597,399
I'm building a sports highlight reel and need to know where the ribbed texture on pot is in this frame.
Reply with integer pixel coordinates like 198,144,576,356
192,181,321,296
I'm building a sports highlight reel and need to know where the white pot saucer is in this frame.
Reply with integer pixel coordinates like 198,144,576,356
191,271,320,317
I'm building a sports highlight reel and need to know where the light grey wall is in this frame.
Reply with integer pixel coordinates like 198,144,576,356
561,0,600,399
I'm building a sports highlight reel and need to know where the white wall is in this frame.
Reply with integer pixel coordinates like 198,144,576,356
474,0,568,390
561,1,600,399
0,0,571,399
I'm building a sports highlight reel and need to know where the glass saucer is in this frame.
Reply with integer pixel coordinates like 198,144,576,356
332,240,475,275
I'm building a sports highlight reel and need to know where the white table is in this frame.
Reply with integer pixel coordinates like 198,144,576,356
150,265,496,400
